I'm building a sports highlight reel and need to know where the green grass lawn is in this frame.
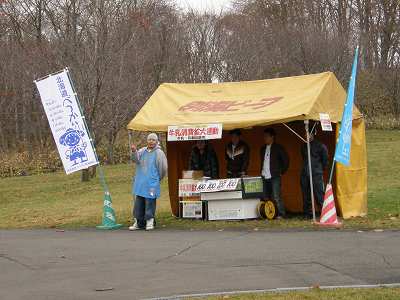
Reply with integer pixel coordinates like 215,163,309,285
199,287,400,300
0,130,399,229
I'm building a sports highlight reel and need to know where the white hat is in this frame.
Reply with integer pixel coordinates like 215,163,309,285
147,133,158,141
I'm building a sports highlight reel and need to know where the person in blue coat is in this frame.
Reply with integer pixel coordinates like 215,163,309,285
129,133,168,231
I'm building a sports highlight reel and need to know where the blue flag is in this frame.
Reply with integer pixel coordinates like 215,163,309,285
334,47,359,166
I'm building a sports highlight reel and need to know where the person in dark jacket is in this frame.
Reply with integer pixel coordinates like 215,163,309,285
260,128,289,218
225,129,250,178
300,131,329,219
188,140,219,179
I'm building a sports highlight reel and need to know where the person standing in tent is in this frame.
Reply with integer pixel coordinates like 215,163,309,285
188,140,219,179
260,128,289,218
225,129,250,178
300,131,328,219
129,133,168,231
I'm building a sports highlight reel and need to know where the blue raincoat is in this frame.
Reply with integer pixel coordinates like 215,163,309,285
132,147,163,199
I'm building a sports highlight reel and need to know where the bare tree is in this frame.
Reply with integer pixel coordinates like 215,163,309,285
1,0,399,177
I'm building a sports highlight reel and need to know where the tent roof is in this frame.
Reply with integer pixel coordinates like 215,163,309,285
127,72,362,132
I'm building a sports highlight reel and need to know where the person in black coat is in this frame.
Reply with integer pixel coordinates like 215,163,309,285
188,140,219,179
300,131,329,219
260,128,289,218
225,129,250,178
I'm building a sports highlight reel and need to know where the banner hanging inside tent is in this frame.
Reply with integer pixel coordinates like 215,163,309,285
35,70,98,174
167,124,222,141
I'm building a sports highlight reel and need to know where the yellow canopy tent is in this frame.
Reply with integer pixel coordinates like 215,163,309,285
127,72,367,219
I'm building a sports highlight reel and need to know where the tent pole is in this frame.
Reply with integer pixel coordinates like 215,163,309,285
305,120,316,223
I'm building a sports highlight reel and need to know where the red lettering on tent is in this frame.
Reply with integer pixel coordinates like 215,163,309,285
243,97,283,109
178,97,283,112
179,101,239,112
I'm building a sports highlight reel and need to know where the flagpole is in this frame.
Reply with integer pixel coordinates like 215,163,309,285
330,46,359,176
65,67,122,230
318,46,359,226
328,159,335,185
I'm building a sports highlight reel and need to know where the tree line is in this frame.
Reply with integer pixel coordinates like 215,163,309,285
0,0,399,162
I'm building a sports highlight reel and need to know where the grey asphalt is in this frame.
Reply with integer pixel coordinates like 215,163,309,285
0,229,399,300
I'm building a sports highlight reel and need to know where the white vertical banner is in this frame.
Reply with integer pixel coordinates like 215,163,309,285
35,70,98,174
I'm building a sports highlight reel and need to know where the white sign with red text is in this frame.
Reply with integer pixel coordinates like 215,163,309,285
319,113,333,131
167,124,222,141
196,178,240,193
179,179,201,197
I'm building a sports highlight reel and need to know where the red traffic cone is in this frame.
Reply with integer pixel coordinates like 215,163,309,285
316,184,342,227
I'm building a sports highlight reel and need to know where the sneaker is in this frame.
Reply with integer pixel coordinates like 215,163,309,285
129,220,140,231
146,218,155,230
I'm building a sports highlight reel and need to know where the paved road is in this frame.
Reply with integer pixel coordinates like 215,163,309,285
1,229,399,300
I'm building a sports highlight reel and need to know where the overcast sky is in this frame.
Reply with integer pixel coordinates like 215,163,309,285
175,0,233,12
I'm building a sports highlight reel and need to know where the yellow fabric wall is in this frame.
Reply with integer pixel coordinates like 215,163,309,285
335,118,368,218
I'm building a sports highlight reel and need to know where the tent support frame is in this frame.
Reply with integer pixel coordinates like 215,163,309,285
282,123,307,143
282,122,317,144
304,120,317,223
283,121,319,222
